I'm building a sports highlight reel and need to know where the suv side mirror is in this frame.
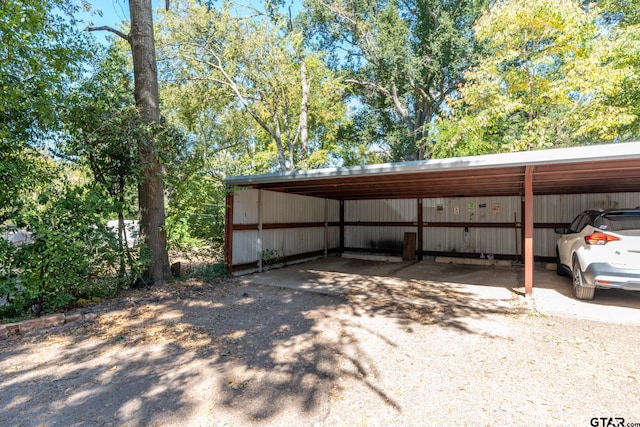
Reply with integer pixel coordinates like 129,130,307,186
554,227,571,234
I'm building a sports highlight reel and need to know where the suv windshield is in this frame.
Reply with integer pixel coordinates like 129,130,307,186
595,213,640,231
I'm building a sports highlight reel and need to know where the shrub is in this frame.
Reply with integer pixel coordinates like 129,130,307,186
0,185,136,318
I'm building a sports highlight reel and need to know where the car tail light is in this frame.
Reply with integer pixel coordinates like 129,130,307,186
584,231,620,245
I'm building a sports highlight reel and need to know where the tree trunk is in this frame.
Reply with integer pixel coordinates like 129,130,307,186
298,58,310,167
272,113,288,171
129,0,170,284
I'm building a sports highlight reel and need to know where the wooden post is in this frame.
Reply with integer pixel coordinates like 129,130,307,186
524,166,534,295
224,189,234,274
403,232,417,261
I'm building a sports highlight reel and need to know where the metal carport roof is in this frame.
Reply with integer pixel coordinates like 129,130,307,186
224,141,640,296
224,142,640,199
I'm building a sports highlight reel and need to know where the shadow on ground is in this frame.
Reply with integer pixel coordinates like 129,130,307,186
0,258,529,425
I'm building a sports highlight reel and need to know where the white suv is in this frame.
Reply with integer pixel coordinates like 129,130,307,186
555,209,640,300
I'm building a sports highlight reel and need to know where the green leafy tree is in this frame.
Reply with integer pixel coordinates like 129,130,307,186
61,46,144,281
1,0,89,224
597,0,640,139
88,0,172,284
157,0,347,172
433,0,637,156
307,0,490,160
2,183,123,317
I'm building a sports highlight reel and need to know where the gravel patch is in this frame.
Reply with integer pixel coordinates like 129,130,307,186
1,273,639,426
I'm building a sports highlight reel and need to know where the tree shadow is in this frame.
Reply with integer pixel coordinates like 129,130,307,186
0,259,527,425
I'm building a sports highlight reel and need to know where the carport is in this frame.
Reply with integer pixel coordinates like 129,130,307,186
223,142,640,295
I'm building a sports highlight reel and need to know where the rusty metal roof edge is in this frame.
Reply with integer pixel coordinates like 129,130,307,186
223,141,640,187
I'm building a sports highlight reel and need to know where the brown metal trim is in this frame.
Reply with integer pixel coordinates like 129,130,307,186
234,223,259,231
260,167,525,190
224,190,234,274
520,198,524,265
231,261,259,271
344,221,418,227
233,222,341,231
235,220,570,231
425,221,566,228
262,222,325,229
423,222,519,228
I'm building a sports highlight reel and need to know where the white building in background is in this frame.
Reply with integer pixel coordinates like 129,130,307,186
1,227,33,246
106,220,140,247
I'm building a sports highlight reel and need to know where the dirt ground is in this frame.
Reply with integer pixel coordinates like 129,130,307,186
1,259,640,426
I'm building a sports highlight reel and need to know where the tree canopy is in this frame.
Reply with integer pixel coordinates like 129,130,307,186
432,0,639,157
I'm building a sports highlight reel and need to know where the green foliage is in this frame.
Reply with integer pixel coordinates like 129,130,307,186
157,0,348,172
306,0,490,160
434,0,639,156
598,0,640,139
0,0,89,141
261,249,282,268
0,184,128,317
1,0,94,225
185,262,227,280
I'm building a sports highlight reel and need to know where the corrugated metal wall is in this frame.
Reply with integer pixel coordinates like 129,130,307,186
345,200,416,249
232,230,259,265
346,199,417,222
233,189,259,225
231,189,340,269
534,193,640,257
232,189,640,268
423,196,520,256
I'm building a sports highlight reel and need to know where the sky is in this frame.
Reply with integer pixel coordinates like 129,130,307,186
80,0,302,43
79,0,166,45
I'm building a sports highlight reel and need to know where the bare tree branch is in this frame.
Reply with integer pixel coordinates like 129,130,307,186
87,26,130,42
345,78,391,97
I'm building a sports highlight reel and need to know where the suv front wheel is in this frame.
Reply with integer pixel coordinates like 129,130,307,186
572,257,595,300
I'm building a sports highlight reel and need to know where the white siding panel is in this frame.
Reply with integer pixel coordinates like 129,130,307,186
262,227,326,257
234,188,640,263
261,191,327,223
535,193,640,223
423,227,518,255
423,196,520,223
233,189,259,224
534,193,640,257
327,226,340,249
346,226,416,250
232,230,259,264
328,200,340,223
346,199,417,222
536,229,557,258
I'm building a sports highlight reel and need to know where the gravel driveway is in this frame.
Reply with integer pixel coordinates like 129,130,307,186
1,260,639,426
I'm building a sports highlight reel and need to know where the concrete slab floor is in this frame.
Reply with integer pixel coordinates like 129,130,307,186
240,256,640,326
